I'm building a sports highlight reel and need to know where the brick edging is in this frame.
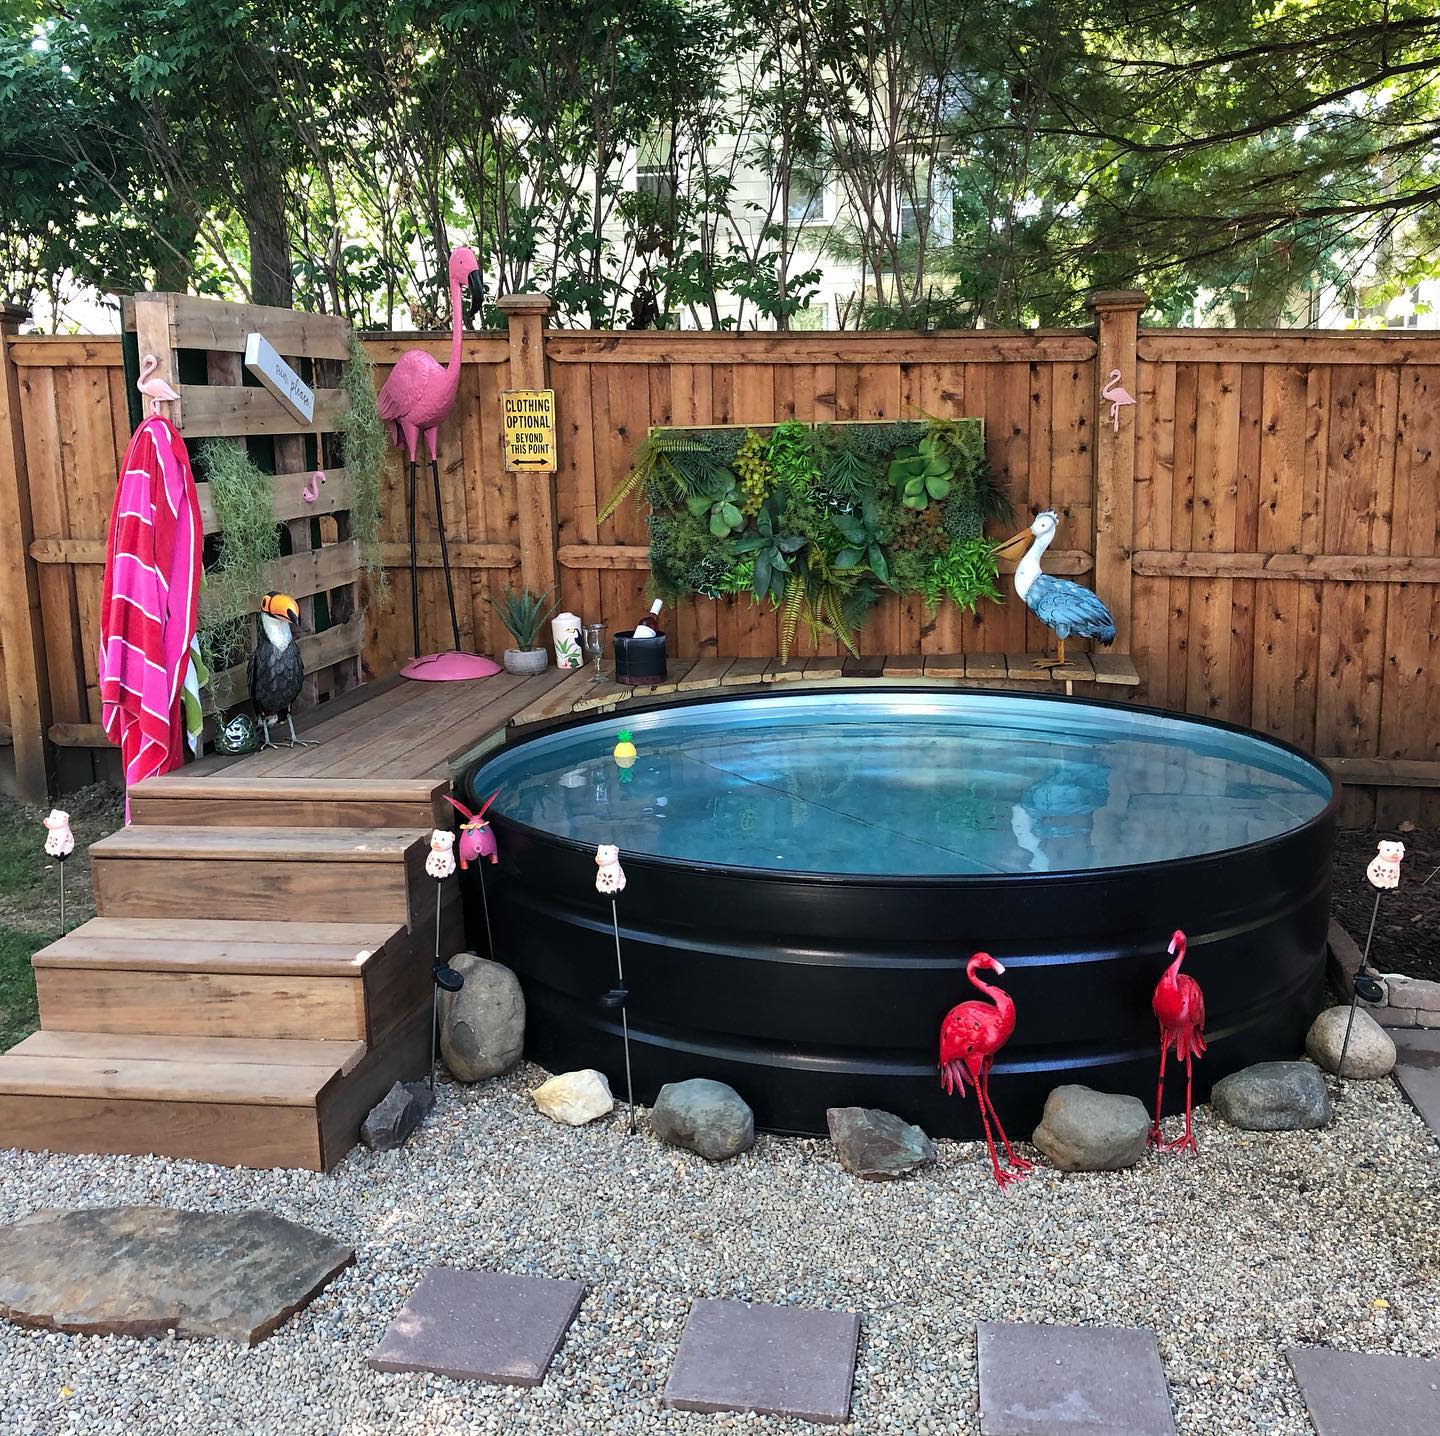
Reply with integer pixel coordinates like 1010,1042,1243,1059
1327,919,1440,1029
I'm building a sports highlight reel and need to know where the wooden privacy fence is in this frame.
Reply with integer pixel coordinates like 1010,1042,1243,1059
0,292,1437,826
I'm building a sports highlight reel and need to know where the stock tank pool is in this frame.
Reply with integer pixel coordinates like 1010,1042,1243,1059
462,688,1336,1138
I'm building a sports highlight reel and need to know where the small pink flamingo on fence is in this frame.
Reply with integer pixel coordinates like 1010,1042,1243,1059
136,355,180,417
1101,369,1136,432
302,470,326,503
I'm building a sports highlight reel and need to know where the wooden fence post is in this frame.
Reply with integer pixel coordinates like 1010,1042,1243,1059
498,293,558,599
1086,289,1146,653
0,306,54,803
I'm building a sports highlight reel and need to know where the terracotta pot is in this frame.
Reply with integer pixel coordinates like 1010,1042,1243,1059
503,647,549,676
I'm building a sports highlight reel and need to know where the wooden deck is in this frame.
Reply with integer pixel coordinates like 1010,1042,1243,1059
0,653,1135,1171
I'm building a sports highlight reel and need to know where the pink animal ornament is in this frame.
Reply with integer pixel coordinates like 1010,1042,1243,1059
302,470,326,503
1101,369,1136,432
425,828,457,880
378,245,489,670
595,844,626,896
1367,840,1405,890
43,809,74,859
136,354,180,418
444,791,500,868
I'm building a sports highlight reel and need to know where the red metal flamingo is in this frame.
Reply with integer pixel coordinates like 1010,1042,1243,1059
1150,929,1206,1153
939,953,1033,1189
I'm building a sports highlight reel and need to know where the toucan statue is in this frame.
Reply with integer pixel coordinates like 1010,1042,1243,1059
249,591,314,749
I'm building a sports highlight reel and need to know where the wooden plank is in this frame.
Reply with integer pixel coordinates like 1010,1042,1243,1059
196,539,362,615
883,654,925,677
557,543,649,569
1050,652,1096,681
93,824,422,861
195,467,350,531
1090,653,1140,685
1003,654,1053,682
13,1029,365,1069
676,658,734,691
165,293,350,360
802,657,844,680
963,652,1007,679
570,678,632,712
646,659,697,695
377,542,519,570
36,967,367,1043
0,311,53,803
7,337,123,368
1324,757,1440,787
1129,552,1440,582
1138,333,1440,365
176,384,348,438
546,334,1098,365
1089,294,1141,651
720,657,772,686
501,295,559,601
923,653,966,675
509,666,599,726
842,655,886,678
765,657,810,683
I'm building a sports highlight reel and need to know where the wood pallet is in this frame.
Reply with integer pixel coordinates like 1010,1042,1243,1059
130,291,363,713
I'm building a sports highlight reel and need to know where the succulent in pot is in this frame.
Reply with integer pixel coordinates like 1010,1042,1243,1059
491,585,559,675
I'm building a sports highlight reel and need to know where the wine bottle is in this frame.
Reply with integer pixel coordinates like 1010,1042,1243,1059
631,599,664,638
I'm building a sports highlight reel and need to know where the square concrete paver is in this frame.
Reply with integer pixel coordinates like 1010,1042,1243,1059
663,1298,860,1424
1390,1028,1440,1138
977,1321,1177,1436
368,1268,585,1386
1288,1347,1440,1435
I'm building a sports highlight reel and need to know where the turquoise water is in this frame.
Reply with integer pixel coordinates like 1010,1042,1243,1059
469,693,1332,876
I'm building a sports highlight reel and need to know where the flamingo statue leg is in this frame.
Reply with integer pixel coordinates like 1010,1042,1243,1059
427,433,462,652
1148,1039,1168,1146
406,457,421,657
1167,1051,1197,1154
981,1064,1033,1175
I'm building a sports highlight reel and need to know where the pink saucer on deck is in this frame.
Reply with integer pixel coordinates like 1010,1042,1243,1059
401,651,502,682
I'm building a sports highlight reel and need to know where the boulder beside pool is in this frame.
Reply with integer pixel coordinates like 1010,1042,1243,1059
1211,1061,1333,1131
1305,1006,1397,1079
1031,1085,1150,1171
440,952,526,1081
0,1207,353,1346
651,1079,754,1161
532,1069,614,1125
827,1107,937,1180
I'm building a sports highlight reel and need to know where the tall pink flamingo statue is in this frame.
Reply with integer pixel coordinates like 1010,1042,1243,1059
136,355,180,417
378,246,498,681
1101,369,1136,432
1150,929,1206,1153
939,953,1033,1189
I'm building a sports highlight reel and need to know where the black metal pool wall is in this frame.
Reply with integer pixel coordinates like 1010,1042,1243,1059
462,746,1335,1141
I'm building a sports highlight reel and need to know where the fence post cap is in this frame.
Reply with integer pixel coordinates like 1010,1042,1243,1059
496,293,553,318
1085,289,1148,313
1,302,32,329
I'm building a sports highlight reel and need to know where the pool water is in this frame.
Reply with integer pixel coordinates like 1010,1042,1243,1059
472,692,1332,877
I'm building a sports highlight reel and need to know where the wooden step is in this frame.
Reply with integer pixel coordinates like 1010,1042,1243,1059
128,775,448,829
0,1031,365,1170
89,826,429,925
31,917,437,1044
0,1009,431,1171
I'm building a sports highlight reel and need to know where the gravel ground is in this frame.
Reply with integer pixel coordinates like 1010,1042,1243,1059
0,1066,1435,1436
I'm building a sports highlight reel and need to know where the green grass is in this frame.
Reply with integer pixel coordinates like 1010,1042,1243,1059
0,786,123,1051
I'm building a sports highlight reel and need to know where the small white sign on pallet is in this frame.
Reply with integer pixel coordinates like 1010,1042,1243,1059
244,332,315,424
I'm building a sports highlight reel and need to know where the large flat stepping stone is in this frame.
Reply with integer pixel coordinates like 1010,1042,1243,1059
1288,1347,1440,1435
1390,1028,1440,1138
0,1206,352,1346
368,1268,585,1386
978,1321,1176,1435
664,1298,860,1424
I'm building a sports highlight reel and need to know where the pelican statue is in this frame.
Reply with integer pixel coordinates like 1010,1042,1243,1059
994,510,1116,668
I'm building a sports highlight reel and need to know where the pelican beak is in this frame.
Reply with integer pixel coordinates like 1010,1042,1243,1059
992,527,1032,566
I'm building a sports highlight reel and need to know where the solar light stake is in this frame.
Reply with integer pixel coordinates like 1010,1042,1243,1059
43,811,74,937
1337,841,1404,1090
425,830,464,1092
595,844,636,1134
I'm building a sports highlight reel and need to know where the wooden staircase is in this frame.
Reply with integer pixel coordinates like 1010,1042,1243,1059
0,777,452,1171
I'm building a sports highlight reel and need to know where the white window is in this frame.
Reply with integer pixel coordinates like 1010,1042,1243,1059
785,165,829,225
899,170,955,245
789,302,828,331
636,165,675,203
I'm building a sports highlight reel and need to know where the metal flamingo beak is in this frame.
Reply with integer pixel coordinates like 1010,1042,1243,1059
466,269,485,325
990,958,1006,976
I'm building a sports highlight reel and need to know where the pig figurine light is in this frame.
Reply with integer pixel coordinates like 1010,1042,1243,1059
444,791,499,868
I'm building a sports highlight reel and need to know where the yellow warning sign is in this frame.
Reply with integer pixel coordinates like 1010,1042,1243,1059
502,388,557,472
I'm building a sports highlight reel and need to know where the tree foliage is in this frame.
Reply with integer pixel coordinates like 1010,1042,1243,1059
4,0,1436,327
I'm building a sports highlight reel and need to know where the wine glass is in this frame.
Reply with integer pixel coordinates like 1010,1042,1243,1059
584,622,607,684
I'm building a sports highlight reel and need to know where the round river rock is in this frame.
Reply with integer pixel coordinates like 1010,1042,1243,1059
1031,1084,1150,1171
1211,1061,1333,1131
1305,1005,1396,1079
441,951,526,1082
651,1078,754,1161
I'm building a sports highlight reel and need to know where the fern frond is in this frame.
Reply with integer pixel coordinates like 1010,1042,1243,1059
780,572,805,661
597,466,650,525
825,585,862,658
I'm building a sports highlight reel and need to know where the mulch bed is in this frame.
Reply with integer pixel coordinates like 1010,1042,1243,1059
1332,829,1440,982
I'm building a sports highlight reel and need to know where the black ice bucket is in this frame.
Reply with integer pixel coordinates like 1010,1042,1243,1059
613,630,667,686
